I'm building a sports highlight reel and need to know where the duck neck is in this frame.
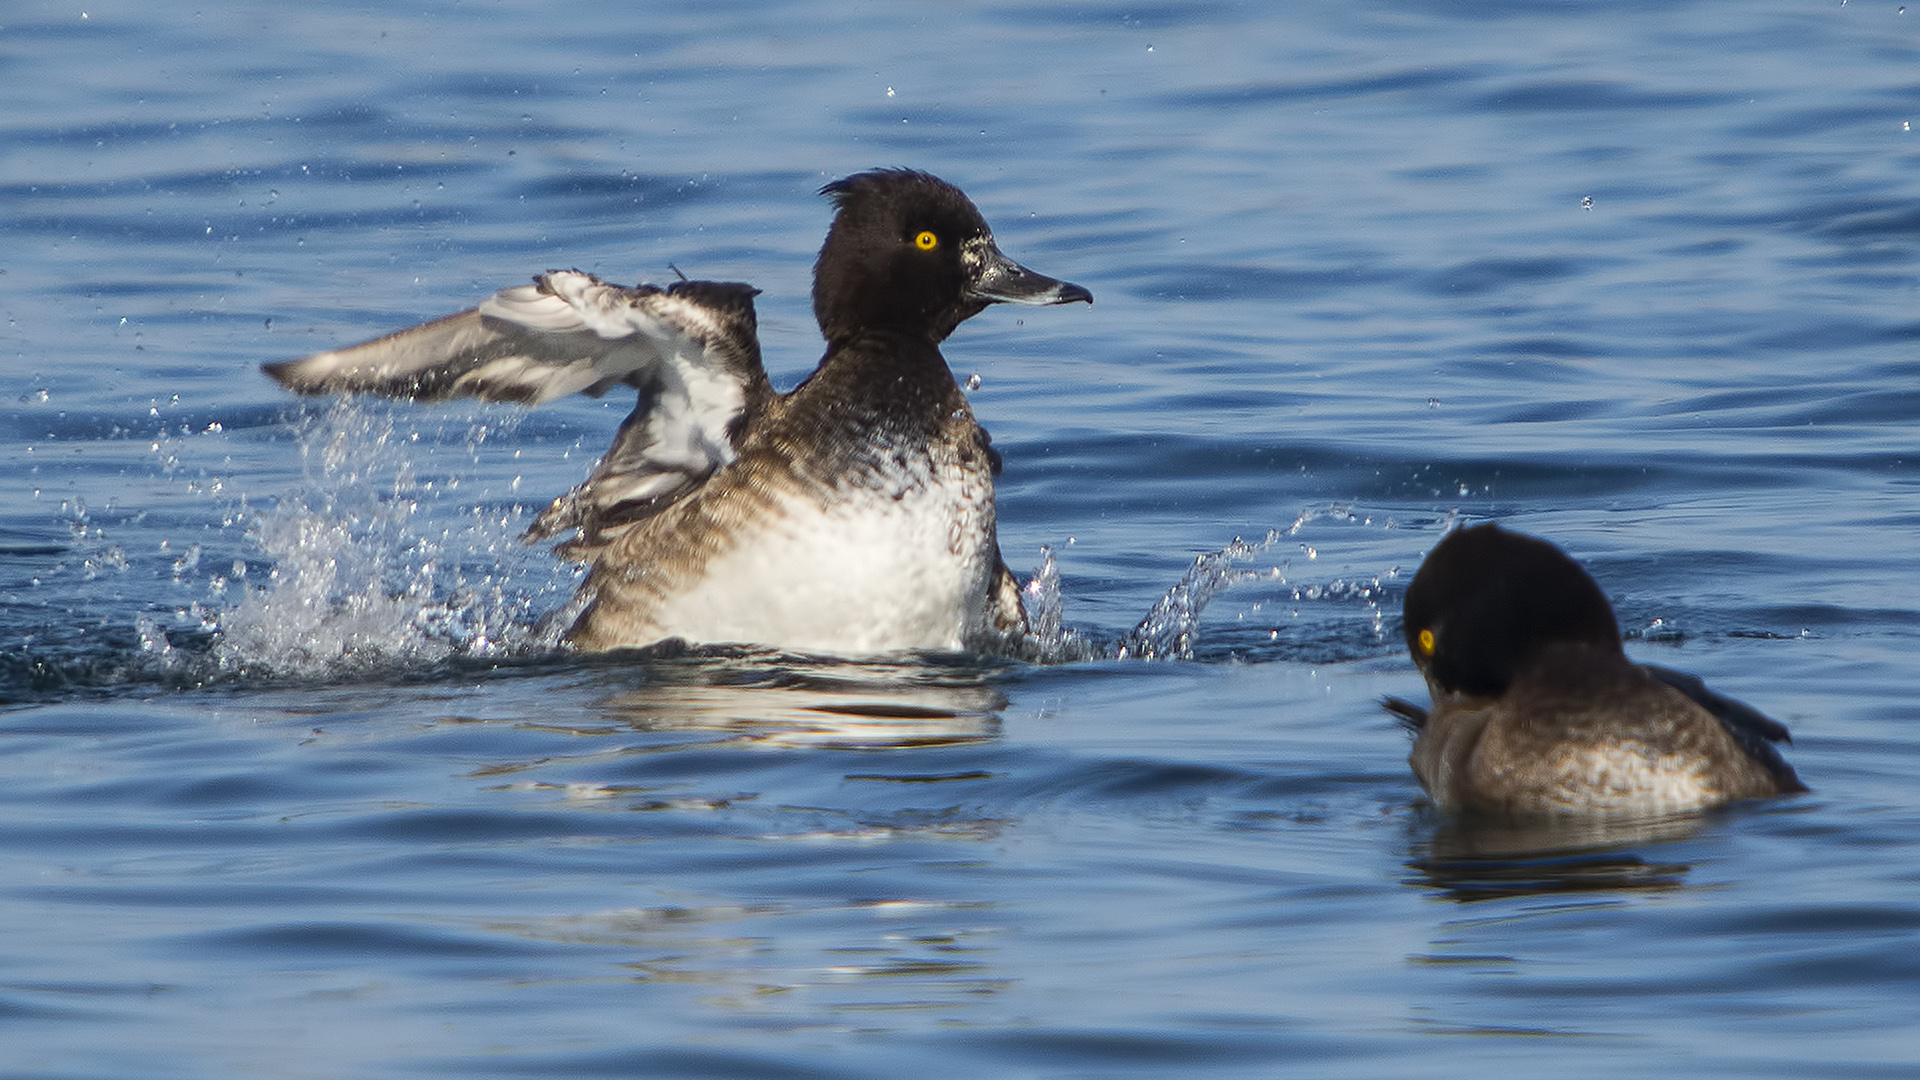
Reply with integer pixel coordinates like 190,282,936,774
806,331,967,413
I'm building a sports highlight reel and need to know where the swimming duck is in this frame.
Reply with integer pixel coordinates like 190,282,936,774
1383,523,1807,814
263,169,1091,655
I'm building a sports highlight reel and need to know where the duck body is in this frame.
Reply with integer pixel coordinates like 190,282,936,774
263,169,1089,656
1387,523,1807,815
565,330,1014,654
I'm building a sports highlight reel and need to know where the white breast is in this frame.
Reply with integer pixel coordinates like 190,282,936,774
638,475,998,655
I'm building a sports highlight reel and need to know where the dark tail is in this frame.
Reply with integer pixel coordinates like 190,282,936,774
1381,696,1428,734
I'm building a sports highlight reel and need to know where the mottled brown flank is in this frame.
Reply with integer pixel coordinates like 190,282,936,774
1409,641,1789,814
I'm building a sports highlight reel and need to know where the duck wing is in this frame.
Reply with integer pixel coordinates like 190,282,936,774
264,270,770,546
1643,664,1809,793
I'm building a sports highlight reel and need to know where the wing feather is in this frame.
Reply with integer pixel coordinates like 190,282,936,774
1643,664,1809,793
264,270,770,543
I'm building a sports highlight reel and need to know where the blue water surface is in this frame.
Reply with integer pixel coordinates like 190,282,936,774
3,1,1919,1076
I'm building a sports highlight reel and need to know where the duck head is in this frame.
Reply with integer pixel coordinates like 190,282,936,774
1402,523,1623,699
813,169,1091,346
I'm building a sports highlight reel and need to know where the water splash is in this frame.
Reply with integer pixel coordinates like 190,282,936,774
1115,504,1399,662
1011,545,1099,663
1116,534,1284,660
208,399,577,680
5,398,1408,695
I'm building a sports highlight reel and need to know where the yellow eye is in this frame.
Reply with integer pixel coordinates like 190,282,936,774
1417,629,1436,656
914,230,938,251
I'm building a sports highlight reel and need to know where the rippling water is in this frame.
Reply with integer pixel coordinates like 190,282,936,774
5,1,1920,1076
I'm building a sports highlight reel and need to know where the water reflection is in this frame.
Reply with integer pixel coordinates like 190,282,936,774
1405,810,1704,901
459,651,1011,795
583,650,1008,750
477,897,1011,1019
456,654,1017,1022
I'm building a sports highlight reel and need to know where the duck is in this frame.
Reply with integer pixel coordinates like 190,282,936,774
1383,522,1807,815
262,168,1091,655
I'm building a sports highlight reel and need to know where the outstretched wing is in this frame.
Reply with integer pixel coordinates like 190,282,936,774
264,271,771,546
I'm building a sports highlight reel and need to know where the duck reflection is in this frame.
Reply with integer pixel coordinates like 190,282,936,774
582,649,1007,750
462,653,1015,1020
1405,809,1704,901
